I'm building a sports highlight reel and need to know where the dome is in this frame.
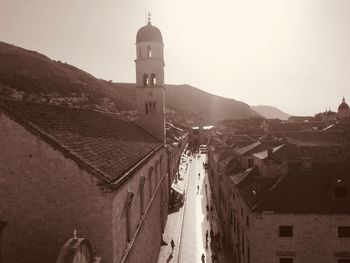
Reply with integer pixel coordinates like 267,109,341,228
338,97,349,110
136,22,163,44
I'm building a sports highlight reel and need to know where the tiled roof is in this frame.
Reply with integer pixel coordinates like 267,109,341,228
0,100,162,184
230,166,259,185
253,145,285,160
236,141,284,156
235,142,261,156
299,146,350,161
252,162,350,214
235,167,278,208
253,143,350,163
283,131,350,146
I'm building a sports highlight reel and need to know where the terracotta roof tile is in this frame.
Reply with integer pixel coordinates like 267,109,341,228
253,162,350,214
0,100,162,183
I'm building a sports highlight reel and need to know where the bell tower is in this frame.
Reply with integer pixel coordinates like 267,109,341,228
135,15,165,141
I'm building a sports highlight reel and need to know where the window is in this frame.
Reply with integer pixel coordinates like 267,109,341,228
334,185,348,199
230,209,234,225
151,73,156,86
160,155,163,175
125,192,134,243
147,46,152,58
145,102,156,114
338,226,350,238
241,230,245,255
234,212,237,232
139,177,146,216
0,221,6,262
155,161,159,186
248,158,253,168
279,226,293,237
148,167,153,200
247,245,250,263
279,258,293,263
143,74,148,86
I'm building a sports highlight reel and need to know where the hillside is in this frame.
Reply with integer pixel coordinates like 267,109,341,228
110,83,258,123
251,105,290,120
0,41,258,123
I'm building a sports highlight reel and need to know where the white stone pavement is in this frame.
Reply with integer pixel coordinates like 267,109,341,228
157,153,190,263
158,152,229,263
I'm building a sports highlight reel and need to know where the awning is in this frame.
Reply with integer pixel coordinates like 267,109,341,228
171,183,184,195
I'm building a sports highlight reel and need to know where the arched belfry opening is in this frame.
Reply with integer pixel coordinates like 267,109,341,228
151,74,156,86
143,74,148,86
147,46,152,58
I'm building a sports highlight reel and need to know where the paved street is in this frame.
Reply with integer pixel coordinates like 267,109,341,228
158,151,229,263
179,152,229,263
178,153,211,263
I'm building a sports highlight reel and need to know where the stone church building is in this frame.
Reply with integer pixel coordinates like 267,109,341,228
0,19,168,263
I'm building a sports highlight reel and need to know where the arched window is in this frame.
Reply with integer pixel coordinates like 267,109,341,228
160,155,163,175
148,167,153,200
143,74,148,87
151,73,156,86
155,161,159,186
145,102,156,114
125,191,134,243
152,102,156,113
139,176,146,216
147,46,152,58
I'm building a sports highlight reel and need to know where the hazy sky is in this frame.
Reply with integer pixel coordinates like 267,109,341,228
1,0,350,116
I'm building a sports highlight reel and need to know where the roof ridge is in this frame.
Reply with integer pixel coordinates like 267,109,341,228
252,163,289,211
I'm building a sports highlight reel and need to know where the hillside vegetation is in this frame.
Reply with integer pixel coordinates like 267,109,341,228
0,41,258,123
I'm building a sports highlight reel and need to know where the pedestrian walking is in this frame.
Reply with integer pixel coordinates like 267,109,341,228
201,253,205,263
197,185,199,194
170,239,175,253
198,172,200,179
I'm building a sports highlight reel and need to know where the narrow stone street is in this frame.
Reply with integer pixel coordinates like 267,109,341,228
158,150,229,263
178,152,209,263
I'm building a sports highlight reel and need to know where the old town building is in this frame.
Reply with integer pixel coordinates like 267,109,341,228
0,19,175,263
208,135,350,263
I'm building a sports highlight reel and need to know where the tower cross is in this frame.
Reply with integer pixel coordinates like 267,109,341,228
148,12,151,24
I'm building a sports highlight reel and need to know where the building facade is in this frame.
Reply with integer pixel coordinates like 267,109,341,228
208,137,350,263
0,19,170,263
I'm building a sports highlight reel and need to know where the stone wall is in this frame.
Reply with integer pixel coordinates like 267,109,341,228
250,213,350,263
0,112,113,263
112,147,168,263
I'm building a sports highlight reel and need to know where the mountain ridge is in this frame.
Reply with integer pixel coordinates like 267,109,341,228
251,105,290,120
0,41,262,123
